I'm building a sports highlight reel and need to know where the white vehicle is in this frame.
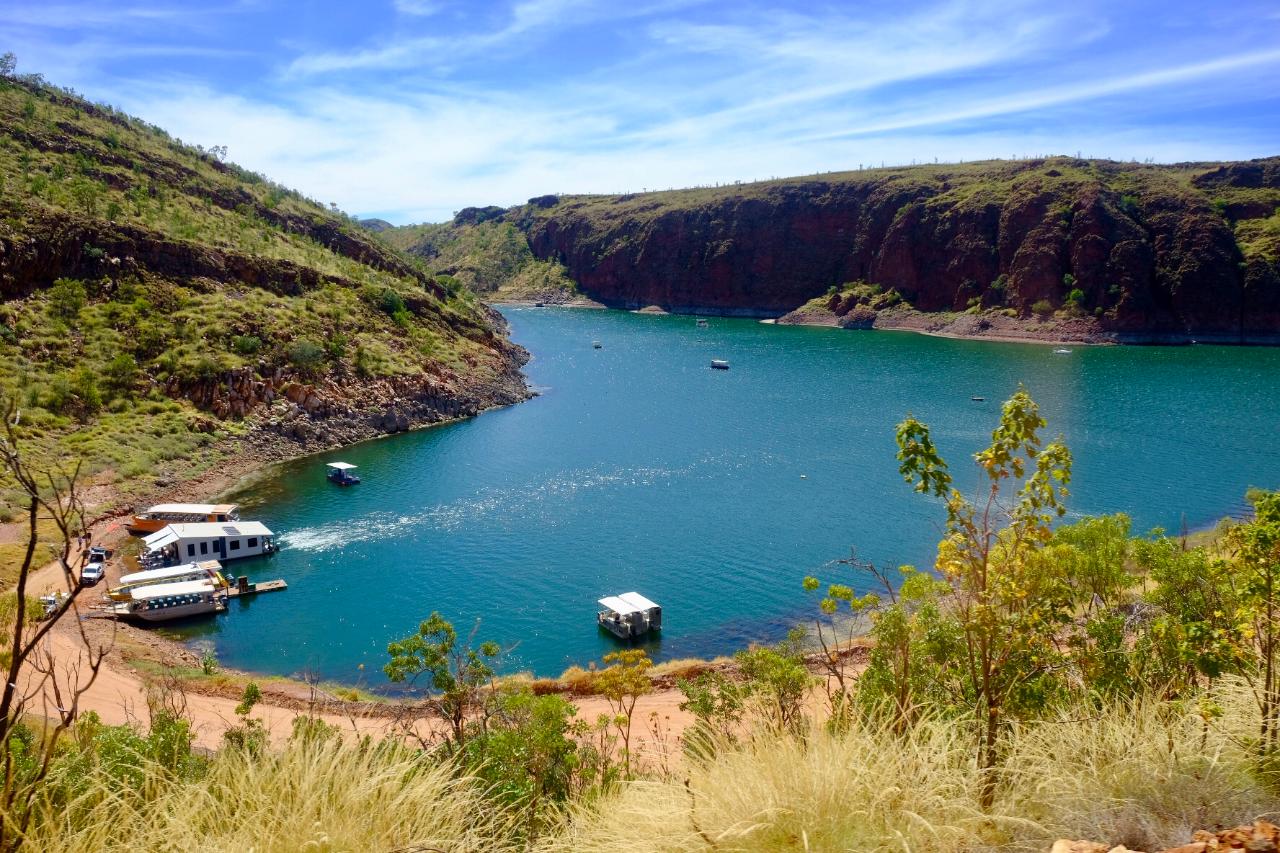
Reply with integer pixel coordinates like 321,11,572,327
81,562,105,586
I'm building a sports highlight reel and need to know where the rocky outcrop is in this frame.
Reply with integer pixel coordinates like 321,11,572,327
1051,819,1280,852
514,157,1280,343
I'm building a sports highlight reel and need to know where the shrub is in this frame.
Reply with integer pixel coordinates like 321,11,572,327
104,353,139,396
47,278,87,321
286,339,325,374
1031,298,1054,317
231,334,261,355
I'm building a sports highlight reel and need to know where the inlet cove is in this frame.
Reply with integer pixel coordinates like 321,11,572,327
166,308,1280,684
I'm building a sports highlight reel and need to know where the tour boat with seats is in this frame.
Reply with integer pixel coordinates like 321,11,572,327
126,503,241,535
326,462,361,486
598,592,662,640
110,579,228,622
106,560,226,601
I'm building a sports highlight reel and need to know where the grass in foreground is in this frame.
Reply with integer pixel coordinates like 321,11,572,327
544,681,1276,853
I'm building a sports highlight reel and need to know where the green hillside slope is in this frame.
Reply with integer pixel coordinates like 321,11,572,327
0,71,528,518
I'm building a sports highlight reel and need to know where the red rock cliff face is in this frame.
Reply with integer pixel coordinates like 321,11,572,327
518,158,1280,341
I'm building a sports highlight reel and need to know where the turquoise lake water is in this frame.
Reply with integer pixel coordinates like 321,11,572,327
167,308,1280,686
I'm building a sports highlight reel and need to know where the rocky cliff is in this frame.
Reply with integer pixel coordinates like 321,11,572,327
505,157,1280,342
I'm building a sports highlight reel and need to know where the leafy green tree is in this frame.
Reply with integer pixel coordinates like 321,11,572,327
734,629,815,734
677,670,748,757
595,649,652,778
1227,490,1280,752
463,689,608,838
223,682,267,756
896,388,1072,808
1136,535,1249,697
384,612,499,748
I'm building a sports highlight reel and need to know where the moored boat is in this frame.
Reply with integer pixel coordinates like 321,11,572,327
326,462,361,486
598,592,662,640
110,579,227,622
107,560,225,601
126,503,240,535
141,522,276,568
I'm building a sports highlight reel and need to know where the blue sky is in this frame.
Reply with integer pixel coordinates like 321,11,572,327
3,0,1279,223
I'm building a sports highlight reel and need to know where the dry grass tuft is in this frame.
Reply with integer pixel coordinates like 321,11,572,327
540,679,1277,853
23,736,518,852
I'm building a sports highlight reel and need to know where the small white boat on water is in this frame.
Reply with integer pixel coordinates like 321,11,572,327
598,592,662,640
592,340,603,349
696,318,708,328
110,579,227,622
710,359,730,370
326,461,361,486
1053,348,1072,354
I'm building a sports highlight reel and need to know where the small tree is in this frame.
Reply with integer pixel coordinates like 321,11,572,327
47,278,86,322
734,630,815,733
1227,490,1280,753
0,53,16,79
895,388,1072,809
0,402,110,850
384,612,499,749
595,649,651,778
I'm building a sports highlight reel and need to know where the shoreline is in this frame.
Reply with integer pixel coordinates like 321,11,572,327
495,298,1280,347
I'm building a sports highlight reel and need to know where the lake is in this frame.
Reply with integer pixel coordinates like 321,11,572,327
167,308,1280,685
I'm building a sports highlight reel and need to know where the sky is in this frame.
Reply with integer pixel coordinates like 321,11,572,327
2,0,1279,224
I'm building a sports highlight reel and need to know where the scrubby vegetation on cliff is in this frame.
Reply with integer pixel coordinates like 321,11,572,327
0,65,527,519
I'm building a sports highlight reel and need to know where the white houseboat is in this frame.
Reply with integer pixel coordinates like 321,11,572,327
110,579,227,622
107,561,226,602
142,522,276,567
598,592,662,640
126,503,240,535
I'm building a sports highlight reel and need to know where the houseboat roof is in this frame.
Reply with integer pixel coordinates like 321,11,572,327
117,561,222,586
598,591,660,616
130,579,217,600
326,462,358,470
143,521,274,548
141,503,238,515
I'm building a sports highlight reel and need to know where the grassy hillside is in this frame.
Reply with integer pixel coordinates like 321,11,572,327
0,70,526,520
382,209,578,301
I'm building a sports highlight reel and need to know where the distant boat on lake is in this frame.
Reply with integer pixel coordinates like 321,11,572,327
1054,348,1072,354
710,359,730,370
696,318,708,328
592,340,602,349
326,462,361,486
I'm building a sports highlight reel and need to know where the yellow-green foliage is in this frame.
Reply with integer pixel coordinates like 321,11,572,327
543,681,1272,853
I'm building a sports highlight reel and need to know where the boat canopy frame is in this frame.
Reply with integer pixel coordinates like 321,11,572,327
598,591,660,616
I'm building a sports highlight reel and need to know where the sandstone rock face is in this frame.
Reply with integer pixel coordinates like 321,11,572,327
519,158,1280,342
